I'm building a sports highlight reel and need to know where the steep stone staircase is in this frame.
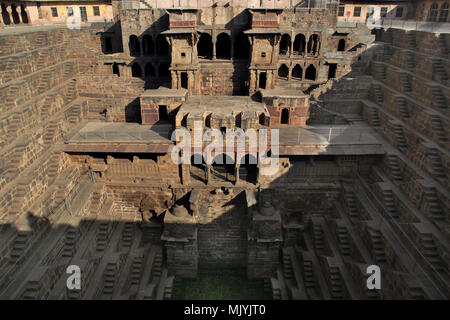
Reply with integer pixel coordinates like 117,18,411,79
395,96,409,119
431,58,448,83
404,51,415,70
423,187,445,221
382,189,399,218
426,148,446,179
399,72,412,92
430,115,448,143
420,234,445,272
393,123,407,150
387,154,403,182
369,229,387,263
345,191,359,219
370,107,381,127
336,226,351,256
430,86,447,109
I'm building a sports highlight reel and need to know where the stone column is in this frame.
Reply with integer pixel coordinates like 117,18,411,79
267,71,273,90
162,205,198,278
206,164,211,185
22,6,30,24
212,33,216,60
234,165,240,185
247,200,282,278
171,71,177,89
256,163,261,184
5,6,12,25
290,32,294,58
181,163,190,185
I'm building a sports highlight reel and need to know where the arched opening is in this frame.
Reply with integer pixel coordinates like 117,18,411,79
198,33,213,58
181,72,188,89
156,34,169,55
212,154,235,182
20,5,28,24
338,39,346,52
281,108,289,124
259,72,267,89
216,33,231,59
293,34,306,55
204,113,212,128
1,4,11,25
190,154,206,182
279,34,291,55
305,64,316,81
439,3,449,22
307,34,320,55
129,35,140,57
239,154,258,184
11,5,20,24
234,32,250,59
259,113,265,126
142,35,154,56
278,64,289,78
145,63,155,78
429,3,439,22
131,63,142,78
292,64,303,80
158,63,170,82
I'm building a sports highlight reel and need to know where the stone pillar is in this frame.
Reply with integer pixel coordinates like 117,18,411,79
212,35,216,60
22,6,30,24
290,32,294,58
267,71,273,90
171,71,177,89
181,163,190,185
256,163,261,184
206,164,211,185
234,166,240,185
5,6,12,25
247,200,282,278
161,205,198,278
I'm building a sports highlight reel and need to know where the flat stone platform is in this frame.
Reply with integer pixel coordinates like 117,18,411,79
276,123,384,155
178,95,268,116
64,122,173,153
64,121,383,156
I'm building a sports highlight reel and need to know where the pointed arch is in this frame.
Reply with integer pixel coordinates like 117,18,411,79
293,34,306,55
292,64,303,79
278,64,289,78
280,34,291,55
129,35,140,57
307,34,320,55
142,34,154,56
281,108,289,124
305,64,316,81
439,3,449,22
198,33,213,58
131,63,142,78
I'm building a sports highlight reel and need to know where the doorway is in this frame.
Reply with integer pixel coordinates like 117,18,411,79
259,72,267,89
